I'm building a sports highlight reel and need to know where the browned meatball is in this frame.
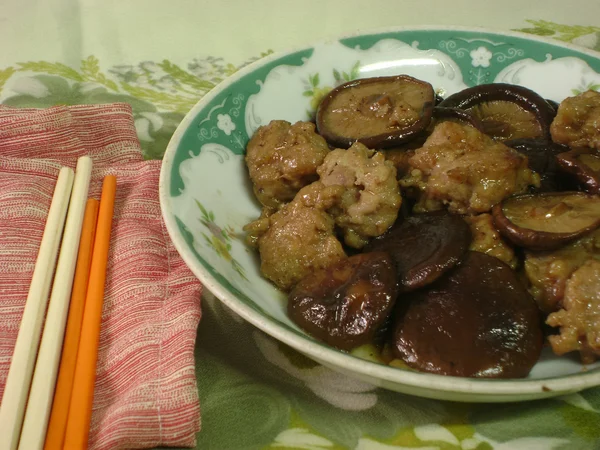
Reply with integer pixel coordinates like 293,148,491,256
464,213,518,269
524,228,600,314
550,90,600,150
317,142,402,248
244,182,347,291
245,120,331,209
547,259,600,364
243,206,277,248
399,122,540,214
384,148,416,179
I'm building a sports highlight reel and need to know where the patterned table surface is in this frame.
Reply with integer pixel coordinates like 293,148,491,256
2,1,600,448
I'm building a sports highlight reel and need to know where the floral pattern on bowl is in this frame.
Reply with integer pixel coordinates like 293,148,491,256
159,27,600,403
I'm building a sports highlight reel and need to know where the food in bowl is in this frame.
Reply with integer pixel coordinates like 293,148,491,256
240,74,600,379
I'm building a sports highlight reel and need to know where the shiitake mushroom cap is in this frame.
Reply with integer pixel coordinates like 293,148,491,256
556,148,600,194
365,212,472,292
316,75,435,149
432,106,484,130
392,251,543,378
545,98,560,113
438,83,557,141
492,191,600,251
288,252,398,351
504,138,570,192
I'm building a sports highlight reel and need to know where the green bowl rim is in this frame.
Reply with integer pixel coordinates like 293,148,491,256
159,25,600,399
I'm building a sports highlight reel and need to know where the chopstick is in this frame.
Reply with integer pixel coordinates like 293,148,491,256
43,198,99,450
64,175,117,450
18,157,93,450
0,167,75,450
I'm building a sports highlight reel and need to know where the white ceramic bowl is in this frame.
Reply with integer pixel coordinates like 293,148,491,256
159,26,600,402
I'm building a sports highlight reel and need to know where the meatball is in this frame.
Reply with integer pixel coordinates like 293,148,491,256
546,259,600,364
524,228,600,314
550,90,600,150
243,206,276,248
464,213,518,269
244,182,347,291
245,120,331,209
317,142,402,248
399,122,540,214
384,148,416,179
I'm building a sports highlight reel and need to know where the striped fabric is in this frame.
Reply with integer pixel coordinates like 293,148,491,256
0,104,202,450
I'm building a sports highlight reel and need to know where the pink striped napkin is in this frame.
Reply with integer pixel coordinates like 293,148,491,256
0,104,202,449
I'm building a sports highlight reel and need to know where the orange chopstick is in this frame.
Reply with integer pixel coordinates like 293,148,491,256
64,176,117,450
43,199,99,450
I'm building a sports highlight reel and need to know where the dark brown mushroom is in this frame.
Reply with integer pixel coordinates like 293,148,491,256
557,148,600,194
365,212,471,292
288,252,398,351
392,251,543,378
504,138,570,192
316,75,435,149
432,106,483,130
492,191,600,250
438,83,556,141
546,99,560,113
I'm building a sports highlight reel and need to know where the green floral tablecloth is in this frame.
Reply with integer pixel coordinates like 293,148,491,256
2,1,600,448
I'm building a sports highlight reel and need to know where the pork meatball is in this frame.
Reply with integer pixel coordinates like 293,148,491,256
384,148,416,179
399,122,540,214
245,120,331,209
550,90,600,150
317,142,402,248
524,228,600,314
546,259,600,364
464,213,518,269
244,182,347,291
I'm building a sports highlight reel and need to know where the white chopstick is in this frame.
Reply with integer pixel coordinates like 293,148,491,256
0,167,74,450
18,157,93,450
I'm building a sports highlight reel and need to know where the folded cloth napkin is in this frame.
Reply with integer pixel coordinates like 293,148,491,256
0,104,202,450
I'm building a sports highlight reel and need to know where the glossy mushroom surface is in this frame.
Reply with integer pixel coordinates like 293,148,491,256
504,138,570,192
288,252,398,351
365,212,471,292
557,148,600,194
432,106,483,130
316,75,435,148
492,192,600,250
392,252,543,378
439,83,556,141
